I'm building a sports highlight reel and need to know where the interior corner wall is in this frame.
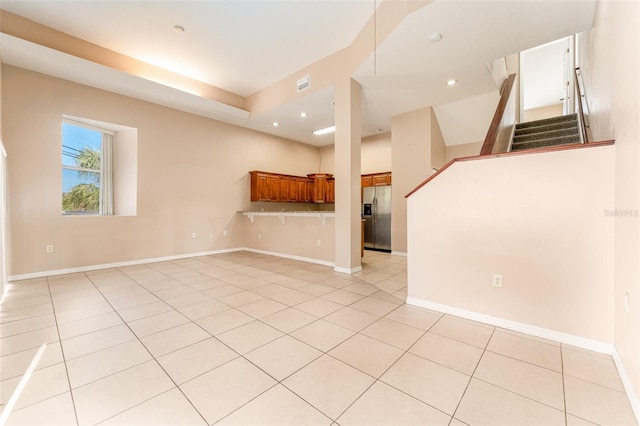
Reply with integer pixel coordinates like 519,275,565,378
391,107,433,254
430,109,446,170
317,132,392,176
446,141,483,162
579,0,640,414
0,57,5,300
2,65,322,277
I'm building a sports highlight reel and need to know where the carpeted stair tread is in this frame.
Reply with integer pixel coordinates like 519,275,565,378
514,127,579,143
514,119,578,136
515,113,578,129
511,135,580,151
510,114,581,152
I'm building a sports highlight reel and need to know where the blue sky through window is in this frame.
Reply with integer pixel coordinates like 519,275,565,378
62,122,101,192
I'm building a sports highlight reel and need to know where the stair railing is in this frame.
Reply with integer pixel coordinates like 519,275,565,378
574,67,590,143
480,73,517,155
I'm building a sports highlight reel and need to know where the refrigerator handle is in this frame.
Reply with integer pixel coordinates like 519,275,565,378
373,197,377,223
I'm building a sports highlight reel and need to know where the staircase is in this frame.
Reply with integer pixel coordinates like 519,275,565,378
511,114,581,152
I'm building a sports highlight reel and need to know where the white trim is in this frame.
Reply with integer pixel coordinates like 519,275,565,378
612,348,640,424
334,265,363,274
8,248,243,281
241,247,334,267
391,251,408,257
7,247,339,281
406,296,614,355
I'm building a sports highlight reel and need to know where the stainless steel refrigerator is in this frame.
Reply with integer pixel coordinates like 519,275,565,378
362,185,392,252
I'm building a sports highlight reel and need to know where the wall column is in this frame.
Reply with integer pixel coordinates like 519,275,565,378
334,77,362,273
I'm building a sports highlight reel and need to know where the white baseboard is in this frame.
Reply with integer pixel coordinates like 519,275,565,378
241,247,335,268
406,296,614,354
391,251,408,257
334,265,363,274
8,247,337,282
612,348,640,424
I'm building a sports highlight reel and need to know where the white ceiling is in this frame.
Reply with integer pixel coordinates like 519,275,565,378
0,0,596,147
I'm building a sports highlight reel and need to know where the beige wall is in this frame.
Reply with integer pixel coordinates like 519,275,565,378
3,66,323,276
580,0,640,413
523,103,563,122
430,109,446,170
317,132,392,176
446,141,483,162
407,145,615,342
0,57,5,299
391,107,434,254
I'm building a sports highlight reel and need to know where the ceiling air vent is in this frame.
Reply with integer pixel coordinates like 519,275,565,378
297,75,310,93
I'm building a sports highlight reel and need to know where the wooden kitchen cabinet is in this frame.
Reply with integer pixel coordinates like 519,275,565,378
326,178,335,203
361,172,391,199
307,173,333,203
250,171,318,203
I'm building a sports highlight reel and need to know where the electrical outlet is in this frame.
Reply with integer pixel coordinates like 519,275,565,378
317,239,321,246
223,230,228,237
209,233,214,240
46,245,54,253
258,233,262,240
492,274,503,288
191,232,197,239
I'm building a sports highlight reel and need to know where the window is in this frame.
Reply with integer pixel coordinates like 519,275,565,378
62,120,113,215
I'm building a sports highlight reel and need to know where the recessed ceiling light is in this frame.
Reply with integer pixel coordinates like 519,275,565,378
300,112,307,118
430,33,442,43
313,125,336,136
173,25,185,33
272,122,279,127
446,79,458,86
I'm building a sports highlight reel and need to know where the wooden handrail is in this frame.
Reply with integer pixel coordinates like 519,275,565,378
480,73,517,155
405,139,614,198
574,67,589,143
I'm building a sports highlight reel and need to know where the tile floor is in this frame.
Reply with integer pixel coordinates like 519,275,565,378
0,250,637,425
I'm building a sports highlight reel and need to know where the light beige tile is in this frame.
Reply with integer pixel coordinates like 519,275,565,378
57,311,123,340
456,378,565,426
164,291,211,309
487,330,562,372
180,357,276,424
381,353,469,415
0,326,59,357
109,292,159,310
349,297,398,316
368,290,404,305
261,308,316,333
157,337,238,384
62,324,136,360
385,305,443,330
141,322,211,357
299,283,337,297
0,362,69,411
245,335,322,381
342,283,379,296
237,298,288,319
0,314,56,338
409,332,483,375
203,284,244,299
360,318,424,350
0,342,64,381
5,391,76,426
283,355,375,420
72,360,174,425
101,388,207,426
429,316,494,348
269,289,315,306
51,293,106,311
117,300,174,322
217,384,332,426
178,298,231,320
56,302,113,324
324,307,380,332
474,351,564,410
566,414,599,425
66,340,152,388
337,381,451,426
329,333,403,378
196,309,254,335
248,283,291,298
216,321,283,354
563,347,624,390
0,303,54,323
290,319,355,352
321,289,366,305
294,298,344,318
127,310,190,338
153,285,197,300
564,375,637,425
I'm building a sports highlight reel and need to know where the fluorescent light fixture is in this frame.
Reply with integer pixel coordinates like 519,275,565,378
313,125,335,136
272,122,279,127
300,112,308,118
446,79,458,86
